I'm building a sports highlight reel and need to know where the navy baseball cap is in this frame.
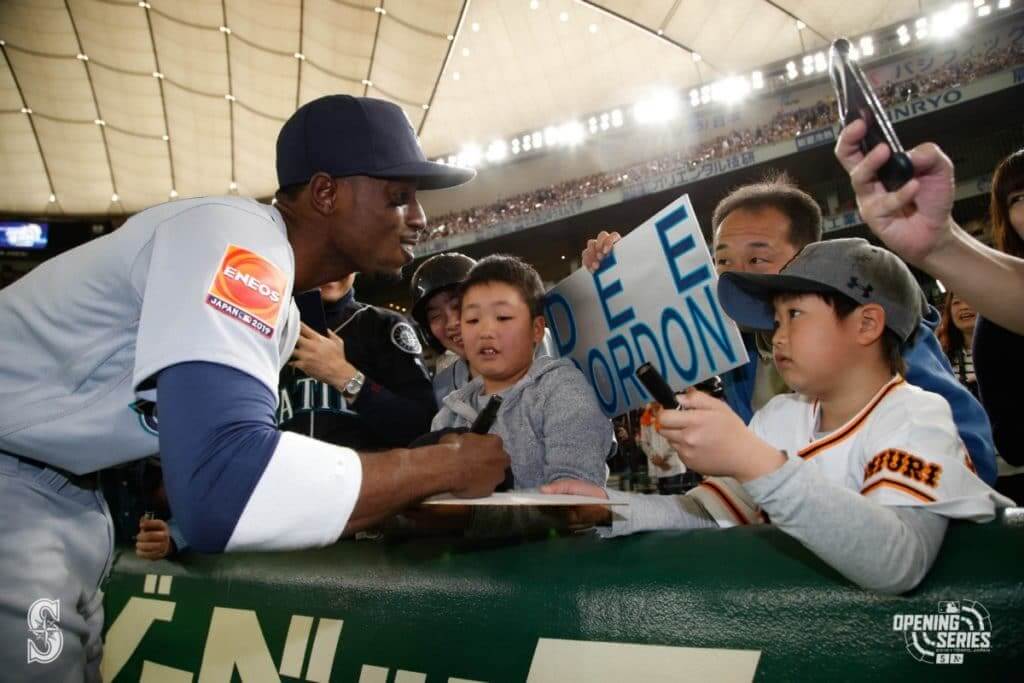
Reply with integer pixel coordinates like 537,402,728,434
276,95,475,190
717,238,923,342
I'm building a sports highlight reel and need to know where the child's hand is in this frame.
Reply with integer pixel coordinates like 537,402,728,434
136,517,174,561
657,390,786,482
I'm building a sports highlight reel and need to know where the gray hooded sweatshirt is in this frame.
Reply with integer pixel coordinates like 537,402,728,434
431,355,612,488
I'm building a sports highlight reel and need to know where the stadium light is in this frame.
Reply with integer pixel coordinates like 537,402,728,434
712,76,751,104
588,116,598,134
915,17,929,40
511,138,521,154
486,139,508,162
814,51,827,73
786,61,799,80
998,0,1011,9
561,121,586,146
751,70,764,89
978,3,992,15
633,89,681,124
700,85,711,104
802,55,814,76
859,36,874,57
543,126,560,146
932,3,969,38
458,144,483,168
610,109,623,127
689,88,701,107
531,131,543,148
600,112,610,130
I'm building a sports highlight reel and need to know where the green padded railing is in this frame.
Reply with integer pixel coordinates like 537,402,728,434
102,510,1024,682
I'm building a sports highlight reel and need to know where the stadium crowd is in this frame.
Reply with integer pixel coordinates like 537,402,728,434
425,45,1022,244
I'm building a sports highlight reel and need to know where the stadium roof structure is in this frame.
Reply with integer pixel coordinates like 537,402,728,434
0,0,944,215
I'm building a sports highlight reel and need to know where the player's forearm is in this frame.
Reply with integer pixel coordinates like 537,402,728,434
921,221,1024,335
744,457,947,594
343,445,460,534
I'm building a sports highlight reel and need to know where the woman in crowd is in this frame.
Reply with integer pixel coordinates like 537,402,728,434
972,149,1024,503
937,292,979,397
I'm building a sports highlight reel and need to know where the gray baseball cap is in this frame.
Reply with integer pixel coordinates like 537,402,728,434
717,238,923,342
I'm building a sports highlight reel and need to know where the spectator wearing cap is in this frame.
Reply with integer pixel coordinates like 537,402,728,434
549,239,1012,595
582,174,998,484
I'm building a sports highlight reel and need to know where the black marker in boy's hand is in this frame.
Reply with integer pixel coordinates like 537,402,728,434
636,362,681,410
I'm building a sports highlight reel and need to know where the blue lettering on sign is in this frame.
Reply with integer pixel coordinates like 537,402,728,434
543,292,577,357
592,251,636,331
630,322,667,377
685,285,737,372
661,307,699,383
587,347,617,414
608,334,649,405
655,205,712,294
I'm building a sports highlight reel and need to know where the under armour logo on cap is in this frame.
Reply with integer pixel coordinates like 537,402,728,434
847,276,874,298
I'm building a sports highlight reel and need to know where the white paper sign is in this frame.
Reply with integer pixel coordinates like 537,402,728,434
543,194,748,417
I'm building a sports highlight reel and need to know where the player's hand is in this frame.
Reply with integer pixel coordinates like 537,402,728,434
835,119,956,266
540,479,612,528
582,230,622,272
290,322,359,388
136,518,174,561
444,433,510,498
657,389,786,482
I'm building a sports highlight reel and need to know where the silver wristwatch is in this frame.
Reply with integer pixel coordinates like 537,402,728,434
341,370,366,402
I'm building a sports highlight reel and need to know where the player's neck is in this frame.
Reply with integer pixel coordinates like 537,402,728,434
281,211,356,292
816,360,896,432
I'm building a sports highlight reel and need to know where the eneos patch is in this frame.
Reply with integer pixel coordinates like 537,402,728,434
206,244,286,338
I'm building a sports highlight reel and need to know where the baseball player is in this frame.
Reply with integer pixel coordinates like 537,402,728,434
0,95,508,681
546,239,1012,594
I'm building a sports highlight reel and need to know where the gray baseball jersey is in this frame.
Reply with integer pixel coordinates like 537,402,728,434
0,196,300,474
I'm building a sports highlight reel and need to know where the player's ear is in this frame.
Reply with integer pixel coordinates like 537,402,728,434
308,173,342,216
856,304,886,346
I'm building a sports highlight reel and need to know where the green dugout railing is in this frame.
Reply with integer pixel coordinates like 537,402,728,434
102,511,1024,682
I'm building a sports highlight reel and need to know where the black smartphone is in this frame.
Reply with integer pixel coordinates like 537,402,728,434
636,362,681,410
828,38,914,191
295,289,329,336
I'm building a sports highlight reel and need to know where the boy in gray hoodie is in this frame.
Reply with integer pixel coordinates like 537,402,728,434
431,255,612,489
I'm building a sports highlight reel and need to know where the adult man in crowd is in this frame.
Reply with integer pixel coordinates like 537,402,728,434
281,273,437,450
0,95,507,682
582,174,997,484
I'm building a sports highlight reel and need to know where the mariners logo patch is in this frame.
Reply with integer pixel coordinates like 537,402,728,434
206,245,286,338
391,322,422,355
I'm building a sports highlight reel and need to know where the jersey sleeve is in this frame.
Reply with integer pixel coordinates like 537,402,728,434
856,389,1012,521
133,201,294,395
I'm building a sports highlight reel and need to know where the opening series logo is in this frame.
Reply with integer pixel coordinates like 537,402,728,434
206,245,286,338
893,600,992,664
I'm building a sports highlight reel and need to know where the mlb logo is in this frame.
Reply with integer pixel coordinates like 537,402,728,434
939,601,960,614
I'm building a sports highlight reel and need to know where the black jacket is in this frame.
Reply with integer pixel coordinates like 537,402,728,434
278,289,437,451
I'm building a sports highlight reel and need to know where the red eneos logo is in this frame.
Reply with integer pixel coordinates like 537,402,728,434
206,245,286,336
